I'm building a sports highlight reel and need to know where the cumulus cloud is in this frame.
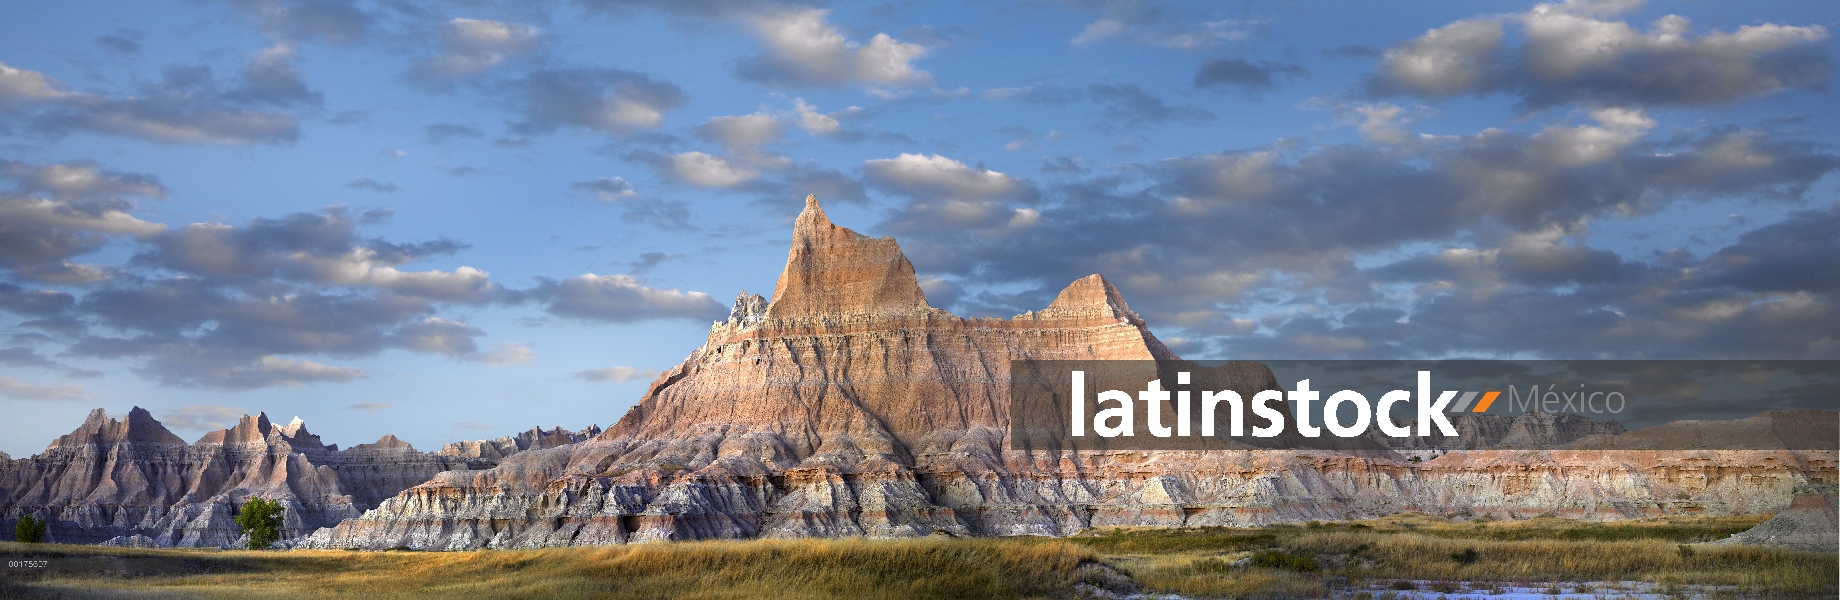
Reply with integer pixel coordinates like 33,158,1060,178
1368,0,1831,107
734,9,934,88
574,365,658,382
697,112,783,149
531,274,726,322
407,18,544,84
0,376,86,401
666,151,761,187
0,45,318,144
864,153,1033,201
871,112,1837,357
511,68,687,136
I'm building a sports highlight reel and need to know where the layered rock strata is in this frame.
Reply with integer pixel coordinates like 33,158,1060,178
0,410,595,547
301,196,1837,550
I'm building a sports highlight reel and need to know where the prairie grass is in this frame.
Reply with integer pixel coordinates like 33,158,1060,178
1,514,1832,599
0,538,1101,600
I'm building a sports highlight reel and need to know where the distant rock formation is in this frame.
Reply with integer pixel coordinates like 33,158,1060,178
298,196,1837,550
0,408,596,547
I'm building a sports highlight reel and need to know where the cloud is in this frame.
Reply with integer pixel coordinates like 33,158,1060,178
347,402,390,411
345,177,399,193
1087,84,1214,126
697,112,783,149
0,376,85,401
569,177,693,230
733,9,934,88
665,151,761,187
1066,1,1260,50
94,30,144,56
425,123,484,144
1,160,167,283
869,112,1838,357
1368,0,1831,107
531,274,726,323
572,177,637,200
511,68,687,136
216,0,374,46
574,365,658,382
864,153,1033,202
1193,58,1307,94
157,404,246,431
792,98,843,135
476,341,533,365
407,18,544,84
0,46,316,144
389,317,486,356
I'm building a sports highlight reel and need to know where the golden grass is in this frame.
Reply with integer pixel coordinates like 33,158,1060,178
0,538,1099,600
1,514,1832,599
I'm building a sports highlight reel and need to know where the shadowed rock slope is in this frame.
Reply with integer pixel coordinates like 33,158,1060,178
301,196,1836,550
0,409,595,547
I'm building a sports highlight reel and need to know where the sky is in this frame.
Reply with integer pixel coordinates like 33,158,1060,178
1,0,1836,457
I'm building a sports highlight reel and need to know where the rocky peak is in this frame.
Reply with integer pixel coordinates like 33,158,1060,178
764,195,930,321
727,291,767,328
47,406,186,450
1039,274,1140,322
194,413,275,446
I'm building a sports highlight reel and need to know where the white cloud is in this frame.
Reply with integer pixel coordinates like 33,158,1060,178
409,18,543,82
0,61,74,101
534,273,726,322
862,153,1027,200
1379,19,1507,97
251,356,364,386
697,112,782,149
669,151,760,187
574,365,658,382
793,98,842,135
1532,107,1655,166
735,9,933,88
475,341,533,365
0,376,85,401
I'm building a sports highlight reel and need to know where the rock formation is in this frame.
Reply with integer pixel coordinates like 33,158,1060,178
0,409,596,547
1710,483,1838,552
298,196,1836,550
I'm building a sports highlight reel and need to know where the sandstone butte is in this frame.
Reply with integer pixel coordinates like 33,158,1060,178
2,195,1834,549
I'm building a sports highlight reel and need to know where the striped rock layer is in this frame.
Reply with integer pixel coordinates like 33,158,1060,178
300,196,1836,550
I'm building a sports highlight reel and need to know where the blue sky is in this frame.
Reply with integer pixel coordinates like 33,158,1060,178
2,0,1836,456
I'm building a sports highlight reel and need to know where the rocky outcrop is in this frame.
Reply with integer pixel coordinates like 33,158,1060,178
0,410,595,547
1710,483,1838,552
435,426,603,468
300,196,1837,550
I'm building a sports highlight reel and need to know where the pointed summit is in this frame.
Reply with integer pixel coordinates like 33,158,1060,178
765,194,930,320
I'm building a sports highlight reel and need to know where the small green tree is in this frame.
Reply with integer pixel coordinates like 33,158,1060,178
13,514,47,543
234,497,286,549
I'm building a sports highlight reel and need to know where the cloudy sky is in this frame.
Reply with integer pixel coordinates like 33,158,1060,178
1,0,1835,456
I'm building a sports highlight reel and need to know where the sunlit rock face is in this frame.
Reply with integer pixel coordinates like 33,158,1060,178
0,409,595,547
299,195,1834,550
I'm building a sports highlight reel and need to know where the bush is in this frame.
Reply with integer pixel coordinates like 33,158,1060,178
13,515,47,543
1450,547,1479,565
235,497,286,550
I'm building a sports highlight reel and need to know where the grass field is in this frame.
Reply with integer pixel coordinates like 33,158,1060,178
2,514,1833,599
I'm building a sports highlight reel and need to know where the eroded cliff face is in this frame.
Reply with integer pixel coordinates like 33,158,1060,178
299,196,1837,550
0,410,596,547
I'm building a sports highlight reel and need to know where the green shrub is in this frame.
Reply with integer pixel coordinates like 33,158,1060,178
234,497,286,550
1450,547,1479,564
13,514,47,543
